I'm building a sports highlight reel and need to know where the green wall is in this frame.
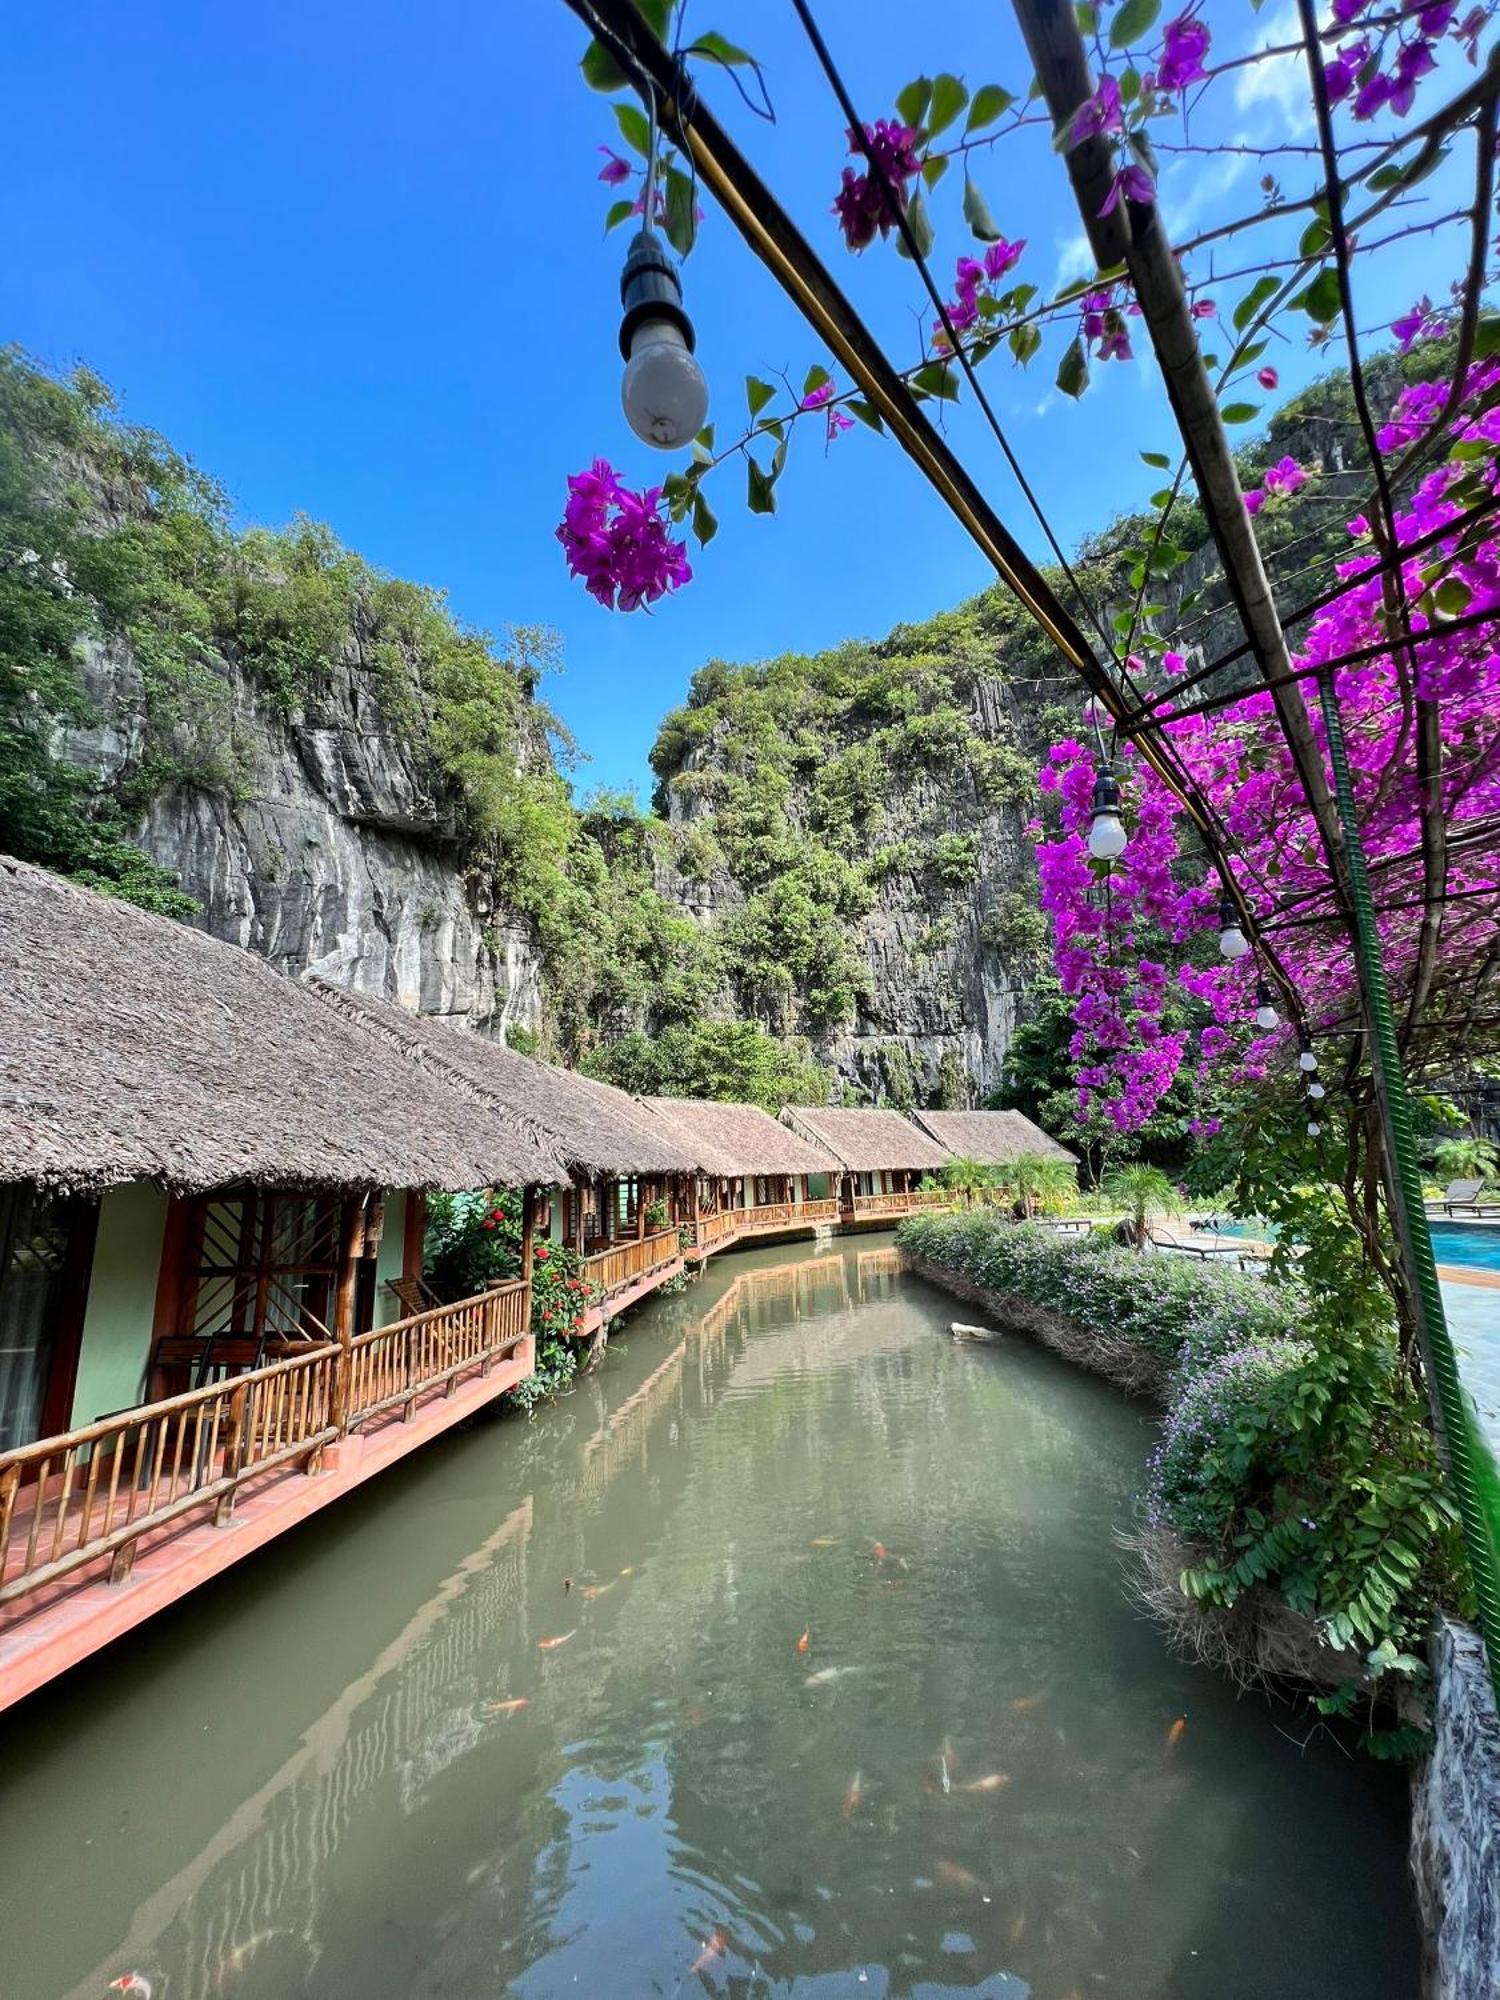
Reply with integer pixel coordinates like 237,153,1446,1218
69,1184,168,1427
376,1188,406,1317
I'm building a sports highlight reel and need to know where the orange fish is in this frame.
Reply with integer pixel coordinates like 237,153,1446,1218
482,1697,529,1716
1010,1693,1044,1714
690,1928,727,1974
962,1772,1010,1793
873,1542,888,1561
796,1630,810,1654
579,1581,615,1600
538,1630,576,1651
1166,1715,1188,1748
934,1858,986,1894
842,1769,863,1817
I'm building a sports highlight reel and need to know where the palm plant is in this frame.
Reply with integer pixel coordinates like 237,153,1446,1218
1431,1136,1498,1181
1102,1163,1182,1249
939,1156,1000,1206
1006,1154,1080,1217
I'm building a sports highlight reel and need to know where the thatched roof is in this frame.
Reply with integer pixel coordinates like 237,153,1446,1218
305,980,699,1179
639,1097,840,1178
911,1109,1078,1165
779,1106,949,1172
0,857,566,1194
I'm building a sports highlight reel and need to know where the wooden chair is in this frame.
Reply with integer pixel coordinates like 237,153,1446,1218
1434,1178,1496,1217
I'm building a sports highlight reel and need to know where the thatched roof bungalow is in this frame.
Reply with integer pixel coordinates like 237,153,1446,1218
0,857,562,1195
303,980,699,1181
778,1106,949,1175
637,1098,839,1182
910,1109,1077,1165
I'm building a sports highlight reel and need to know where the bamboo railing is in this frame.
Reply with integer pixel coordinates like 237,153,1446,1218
583,1229,680,1299
692,1210,739,1250
0,1345,339,1609
345,1281,530,1430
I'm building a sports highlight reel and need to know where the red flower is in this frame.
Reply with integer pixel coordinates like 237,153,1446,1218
482,1218,496,1231
536,1245,550,1261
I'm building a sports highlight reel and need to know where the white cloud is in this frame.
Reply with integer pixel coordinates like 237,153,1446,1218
1233,0,1315,136
1161,148,1252,239
1052,230,1095,291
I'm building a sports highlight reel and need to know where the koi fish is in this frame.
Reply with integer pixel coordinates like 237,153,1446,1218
842,1769,863,1817
962,1773,1010,1793
1010,1693,1044,1714
620,1566,637,1577
109,1982,153,1998
538,1630,576,1651
809,1537,840,1547
482,1697,529,1717
804,1665,863,1687
579,1581,615,1600
690,1929,727,1974
939,1749,952,1796
872,1542,888,1560
796,1630,810,1654
218,1930,292,1980
1166,1716,1188,1748
934,1858,986,1894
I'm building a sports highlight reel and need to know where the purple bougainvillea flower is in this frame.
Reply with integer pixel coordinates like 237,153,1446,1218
597,147,631,186
1353,69,1393,118
1331,0,1364,21
1069,74,1123,146
1393,295,1443,351
1191,299,1217,319
984,237,1026,280
1244,488,1265,515
557,459,692,613
1098,161,1156,216
832,120,922,251
825,406,855,443
1324,39,1369,102
1389,38,1437,114
800,381,835,410
1257,366,1279,390
1157,13,1211,91
1263,455,1308,496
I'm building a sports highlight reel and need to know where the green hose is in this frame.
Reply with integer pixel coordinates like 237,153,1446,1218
1317,673,1500,1708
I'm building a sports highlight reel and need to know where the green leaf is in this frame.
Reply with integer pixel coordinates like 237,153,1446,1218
1299,267,1342,323
922,154,950,190
1221,401,1260,423
963,175,1002,243
1141,449,1171,468
1057,336,1089,399
927,72,969,138
847,398,884,432
1299,216,1332,258
1233,276,1280,332
1075,2,1098,29
895,77,933,129
747,456,777,514
802,363,832,399
1110,0,1161,46
896,188,935,260
634,0,670,35
1149,487,1175,508
912,360,960,401
965,82,1015,133
1009,322,1042,365
685,29,753,66
692,490,718,545
581,39,627,91
1434,577,1472,616
604,199,636,232
613,102,651,156
1119,65,1141,104
746,376,775,418
663,163,697,257
1474,316,1500,358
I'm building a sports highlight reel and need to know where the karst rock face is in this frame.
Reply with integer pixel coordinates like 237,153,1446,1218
61,625,544,1041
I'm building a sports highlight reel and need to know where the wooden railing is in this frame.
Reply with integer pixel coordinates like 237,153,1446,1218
849,1191,923,1217
346,1281,530,1430
0,1346,339,1611
692,1210,739,1250
796,1197,841,1222
583,1229,681,1299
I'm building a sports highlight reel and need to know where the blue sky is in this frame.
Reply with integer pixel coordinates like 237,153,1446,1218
3,1,1472,797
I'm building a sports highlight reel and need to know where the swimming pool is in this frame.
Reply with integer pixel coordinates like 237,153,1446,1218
1203,1217,1500,1275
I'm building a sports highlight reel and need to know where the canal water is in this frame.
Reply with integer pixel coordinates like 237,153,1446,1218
1,1237,1417,1999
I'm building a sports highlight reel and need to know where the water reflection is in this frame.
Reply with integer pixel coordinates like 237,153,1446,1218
0,1237,1416,2000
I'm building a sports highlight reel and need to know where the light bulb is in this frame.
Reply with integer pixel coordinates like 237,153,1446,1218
1307,1081,1326,1101
1254,981,1278,1031
1088,811,1127,861
1299,1049,1318,1073
622,318,709,450
1307,1121,1322,1137
1219,923,1249,961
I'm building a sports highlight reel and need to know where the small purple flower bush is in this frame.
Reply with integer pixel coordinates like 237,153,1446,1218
898,1209,1465,1735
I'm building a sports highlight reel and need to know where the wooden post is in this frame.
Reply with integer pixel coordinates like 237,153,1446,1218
331,1195,364,1437
637,1177,647,1241
402,1188,427,1288
521,1185,536,1280
215,1381,248,1525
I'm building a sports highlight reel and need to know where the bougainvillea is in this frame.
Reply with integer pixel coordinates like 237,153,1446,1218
556,458,692,612
1035,366,1500,1136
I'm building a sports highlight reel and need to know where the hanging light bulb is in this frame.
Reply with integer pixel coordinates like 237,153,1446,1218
1307,1081,1326,1101
1307,1120,1322,1137
1217,891,1249,961
1253,980,1278,1031
1087,765,1128,861
619,230,709,450
1299,1048,1319,1073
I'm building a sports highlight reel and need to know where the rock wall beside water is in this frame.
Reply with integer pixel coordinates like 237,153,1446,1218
1412,1618,1500,2000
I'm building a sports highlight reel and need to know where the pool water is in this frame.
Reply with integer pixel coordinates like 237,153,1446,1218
0,1236,1418,1998
1206,1215,1500,1275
